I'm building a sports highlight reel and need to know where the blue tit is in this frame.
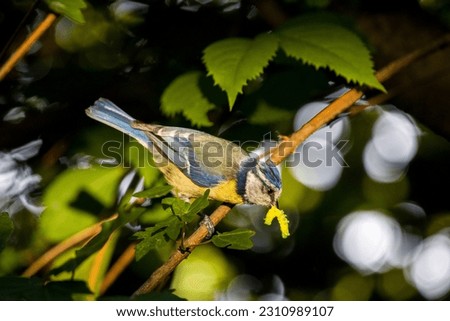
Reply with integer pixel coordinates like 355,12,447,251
86,98,282,207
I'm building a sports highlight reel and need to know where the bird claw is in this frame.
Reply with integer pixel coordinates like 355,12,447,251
200,214,215,239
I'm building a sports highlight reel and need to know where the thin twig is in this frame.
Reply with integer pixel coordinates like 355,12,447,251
100,242,137,296
131,33,450,296
0,12,57,81
22,214,118,277
269,33,450,165
132,204,232,297
0,0,41,62
88,230,120,296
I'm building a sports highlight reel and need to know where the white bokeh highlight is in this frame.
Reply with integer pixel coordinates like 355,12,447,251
290,101,350,191
406,232,450,300
334,211,403,273
363,107,419,183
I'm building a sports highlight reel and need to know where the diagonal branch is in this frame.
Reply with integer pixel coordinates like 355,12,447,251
132,204,231,297
22,213,118,277
269,33,450,165
132,33,450,297
0,13,57,82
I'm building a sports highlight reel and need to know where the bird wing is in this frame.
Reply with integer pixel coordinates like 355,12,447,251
132,121,249,188
87,98,250,188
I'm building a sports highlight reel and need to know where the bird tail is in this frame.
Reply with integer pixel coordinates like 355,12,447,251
85,98,151,147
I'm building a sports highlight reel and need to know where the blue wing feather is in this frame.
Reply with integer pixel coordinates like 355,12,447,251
148,134,224,187
87,98,227,188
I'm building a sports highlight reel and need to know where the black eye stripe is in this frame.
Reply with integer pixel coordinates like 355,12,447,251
253,168,273,191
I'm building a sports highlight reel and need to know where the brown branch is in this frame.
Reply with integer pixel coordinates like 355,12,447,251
0,13,57,82
132,204,232,297
22,214,118,277
0,0,41,62
88,230,121,296
269,33,450,165
100,242,137,296
131,33,450,297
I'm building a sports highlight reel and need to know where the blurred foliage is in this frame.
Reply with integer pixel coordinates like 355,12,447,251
0,213,14,252
0,276,91,300
0,0,449,301
45,0,87,23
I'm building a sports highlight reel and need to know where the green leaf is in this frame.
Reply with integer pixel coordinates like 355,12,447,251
276,19,385,91
45,0,87,24
161,71,216,127
134,190,211,260
249,101,294,125
134,217,183,261
203,33,279,109
0,276,91,300
50,202,144,277
133,184,173,199
49,219,116,276
211,228,255,250
162,190,210,223
40,166,124,242
162,197,190,217
0,213,13,252
185,189,210,222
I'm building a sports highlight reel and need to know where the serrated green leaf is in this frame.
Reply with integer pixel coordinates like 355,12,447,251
45,0,87,24
162,198,190,217
135,231,167,261
203,33,279,109
133,185,173,199
162,190,210,223
134,217,183,261
276,20,385,91
185,190,210,222
0,213,13,251
211,228,255,250
161,71,216,127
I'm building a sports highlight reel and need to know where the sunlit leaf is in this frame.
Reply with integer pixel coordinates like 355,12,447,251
40,166,124,242
139,203,172,225
203,33,279,109
211,228,255,250
185,189,210,222
162,197,190,217
45,0,87,24
134,216,183,261
0,213,13,252
161,71,216,127
50,199,146,276
49,218,116,276
133,185,173,199
276,19,385,91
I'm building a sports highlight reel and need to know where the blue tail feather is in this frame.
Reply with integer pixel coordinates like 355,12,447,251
86,98,151,147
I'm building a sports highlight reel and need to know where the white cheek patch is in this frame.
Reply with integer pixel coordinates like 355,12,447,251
245,171,271,206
